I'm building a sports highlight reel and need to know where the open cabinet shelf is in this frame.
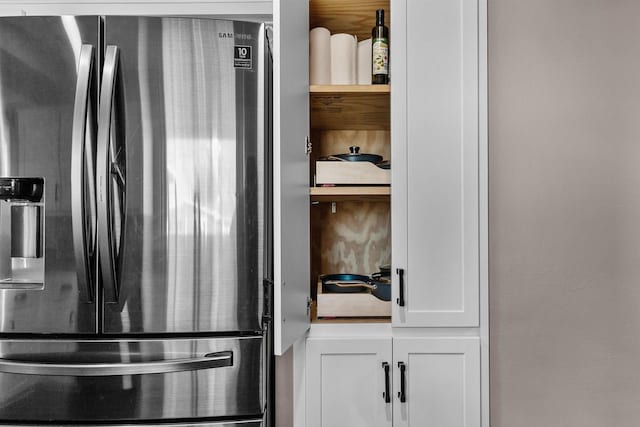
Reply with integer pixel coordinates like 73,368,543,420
309,0,391,130
308,0,391,325
311,301,391,324
310,186,390,202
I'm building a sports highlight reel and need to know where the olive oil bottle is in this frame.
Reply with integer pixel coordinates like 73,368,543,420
372,9,389,84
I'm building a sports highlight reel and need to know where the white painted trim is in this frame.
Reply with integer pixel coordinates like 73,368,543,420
309,323,392,338
390,0,408,326
391,327,480,338
293,336,307,427
272,0,283,354
478,0,489,425
308,323,486,339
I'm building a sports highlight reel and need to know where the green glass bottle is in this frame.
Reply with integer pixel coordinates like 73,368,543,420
372,9,389,84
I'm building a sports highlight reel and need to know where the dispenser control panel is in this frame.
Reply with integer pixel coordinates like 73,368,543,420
0,177,44,289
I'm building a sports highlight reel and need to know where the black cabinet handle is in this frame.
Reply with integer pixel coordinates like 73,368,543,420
396,268,405,306
382,362,390,403
397,361,406,402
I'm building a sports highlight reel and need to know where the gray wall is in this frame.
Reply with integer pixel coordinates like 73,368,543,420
489,1,640,425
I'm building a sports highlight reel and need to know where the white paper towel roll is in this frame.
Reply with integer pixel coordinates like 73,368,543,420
310,27,331,85
357,38,372,85
331,33,357,85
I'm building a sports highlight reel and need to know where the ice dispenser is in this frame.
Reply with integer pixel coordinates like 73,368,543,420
0,178,44,288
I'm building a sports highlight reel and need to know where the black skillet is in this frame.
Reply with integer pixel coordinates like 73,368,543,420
321,273,391,302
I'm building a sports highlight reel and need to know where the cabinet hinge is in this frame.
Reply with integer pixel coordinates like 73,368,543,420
262,278,274,327
305,136,312,156
306,297,312,316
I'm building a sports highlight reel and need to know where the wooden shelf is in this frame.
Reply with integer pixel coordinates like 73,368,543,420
310,84,390,94
312,316,391,324
310,86,390,130
310,0,390,42
309,300,391,324
310,186,390,202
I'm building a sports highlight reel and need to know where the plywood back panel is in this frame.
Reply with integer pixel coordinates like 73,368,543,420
310,201,390,298
310,93,390,130
310,0,390,41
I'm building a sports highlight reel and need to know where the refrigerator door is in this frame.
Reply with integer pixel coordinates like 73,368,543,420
0,16,99,333
0,336,264,423
0,423,263,427
99,17,266,334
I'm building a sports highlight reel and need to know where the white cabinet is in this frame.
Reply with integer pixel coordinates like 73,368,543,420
393,337,481,427
391,0,481,327
301,0,488,423
306,337,393,427
305,335,480,427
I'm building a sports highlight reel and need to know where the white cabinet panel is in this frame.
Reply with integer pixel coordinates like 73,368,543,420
392,0,479,327
393,337,480,427
272,0,310,355
306,338,393,427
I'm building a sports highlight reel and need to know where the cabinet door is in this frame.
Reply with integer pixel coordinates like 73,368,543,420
391,0,480,327
306,338,393,427
393,337,480,427
273,0,311,355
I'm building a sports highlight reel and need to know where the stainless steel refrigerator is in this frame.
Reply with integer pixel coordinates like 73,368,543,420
0,16,271,426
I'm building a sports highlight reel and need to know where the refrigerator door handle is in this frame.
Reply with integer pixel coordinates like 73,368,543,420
0,351,233,376
71,44,96,303
97,45,125,303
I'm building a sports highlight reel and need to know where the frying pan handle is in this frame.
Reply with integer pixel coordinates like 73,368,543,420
382,362,391,403
396,268,405,306
325,281,376,290
325,155,348,161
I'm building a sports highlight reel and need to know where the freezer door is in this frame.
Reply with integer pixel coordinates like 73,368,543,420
0,16,99,333
99,17,266,333
0,336,264,423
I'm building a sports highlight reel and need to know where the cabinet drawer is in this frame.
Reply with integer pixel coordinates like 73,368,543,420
0,337,264,423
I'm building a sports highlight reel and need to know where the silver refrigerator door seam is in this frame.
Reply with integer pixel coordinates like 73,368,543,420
97,44,124,305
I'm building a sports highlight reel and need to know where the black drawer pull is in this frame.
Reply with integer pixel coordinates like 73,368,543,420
382,362,390,403
398,361,406,402
396,268,405,306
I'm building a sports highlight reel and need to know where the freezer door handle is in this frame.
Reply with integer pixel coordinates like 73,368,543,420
71,44,96,303
0,350,233,376
97,45,126,304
